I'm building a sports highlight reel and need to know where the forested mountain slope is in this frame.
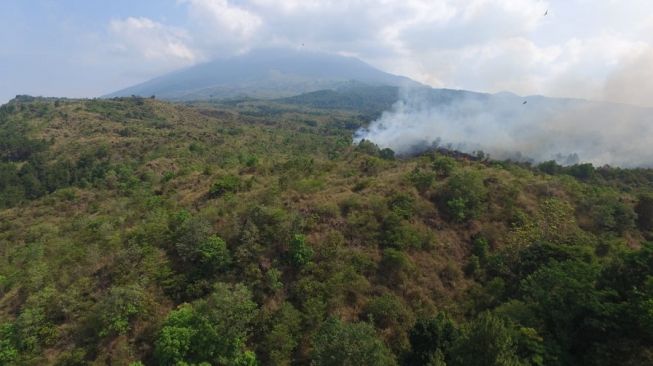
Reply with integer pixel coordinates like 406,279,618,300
0,96,652,365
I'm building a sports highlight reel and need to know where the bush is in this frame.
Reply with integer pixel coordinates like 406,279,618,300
405,313,459,366
450,313,531,366
312,318,397,366
537,160,562,175
289,234,313,268
209,175,241,198
0,323,18,364
96,285,147,337
438,171,487,222
362,293,412,330
635,194,653,231
590,200,635,233
379,148,395,161
155,283,258,366
432,156,456,178
356,140,381,156
262,302,302,366
387,192,415,219
408,168,436,193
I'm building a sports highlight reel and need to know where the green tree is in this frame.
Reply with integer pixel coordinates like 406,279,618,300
262,302,302,366
432,156,456,178
289,234,313,268
155,283,259,366
635,194,653,231
209,175,241,198
451,313,526,366
405,313,459,366
0,323,18,365
438,171,487,222
96,285,147,337
312,318,396,366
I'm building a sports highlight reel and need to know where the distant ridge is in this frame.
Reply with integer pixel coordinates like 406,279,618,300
105,48,422,100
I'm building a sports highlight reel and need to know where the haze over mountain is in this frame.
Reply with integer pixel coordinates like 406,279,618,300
105,46,653,168
105,48,420,100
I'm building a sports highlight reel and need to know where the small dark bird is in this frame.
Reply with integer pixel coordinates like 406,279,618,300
544,9,548,16
523,101,528,105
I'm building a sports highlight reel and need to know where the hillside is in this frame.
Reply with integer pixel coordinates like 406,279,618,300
105,49,420,100
1,96,653,365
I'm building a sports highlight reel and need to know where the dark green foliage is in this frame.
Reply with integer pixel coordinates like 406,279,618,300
0,122,47,162
405,313,459,366
388,192,416,219
438,171,487,222
356,139,381,156
432,155,456,178
154,283,258,366
380,248,415,286
0,323,18,365
635,194,653,231
380,148,396,161
451,313,532,366
565,163,596,180
312,318,397,366
408,168,436,193
261,302,302,366
382,213,424,250
472,236,489,261
518,261,606,365
589,199,635,233
209,174,242,197
96,285,147,337
289,234,313,267
536,160,562,175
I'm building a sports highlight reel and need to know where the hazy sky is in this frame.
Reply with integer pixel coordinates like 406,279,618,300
2,0,653,106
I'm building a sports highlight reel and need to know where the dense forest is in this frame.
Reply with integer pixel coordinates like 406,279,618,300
0,95,652,365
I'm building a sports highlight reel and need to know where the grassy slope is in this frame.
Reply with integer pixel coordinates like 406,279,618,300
0,97,651,365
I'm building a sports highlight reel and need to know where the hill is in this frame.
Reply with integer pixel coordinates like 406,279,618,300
105,49,420,100
1,96,653,365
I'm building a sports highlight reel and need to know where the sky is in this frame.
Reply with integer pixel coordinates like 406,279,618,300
2,0,653,106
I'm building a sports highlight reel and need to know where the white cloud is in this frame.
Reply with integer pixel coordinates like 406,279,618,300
180,0,262,55
102,1,653,106
108,17,196,64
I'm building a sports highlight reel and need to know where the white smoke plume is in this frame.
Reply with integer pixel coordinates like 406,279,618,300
355,87,653,167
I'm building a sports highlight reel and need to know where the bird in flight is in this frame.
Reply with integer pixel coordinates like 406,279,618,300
544,9,548,16
523,101,528,105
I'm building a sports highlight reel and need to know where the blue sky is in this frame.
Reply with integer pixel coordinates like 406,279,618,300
2,0,653,106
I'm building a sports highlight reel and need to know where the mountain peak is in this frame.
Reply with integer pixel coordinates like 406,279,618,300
105,48,421,100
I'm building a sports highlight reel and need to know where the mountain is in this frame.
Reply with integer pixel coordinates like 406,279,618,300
105,48,421,100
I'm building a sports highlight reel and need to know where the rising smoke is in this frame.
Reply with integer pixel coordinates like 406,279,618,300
354,87,653,167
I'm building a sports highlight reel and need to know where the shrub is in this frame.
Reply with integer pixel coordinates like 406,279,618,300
432,156,456,178
209,175,241,198
387,192,415,219
0,323,18,364
379,148,395,161
356,140,381,156
451,313,529,366
635,194,653,231
438,171,487,222
155,283,258,366
97,285,147,337
289,234,313,268
363,294,412,330
408,168,436,193
312,318,396,366
405,313,459,366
